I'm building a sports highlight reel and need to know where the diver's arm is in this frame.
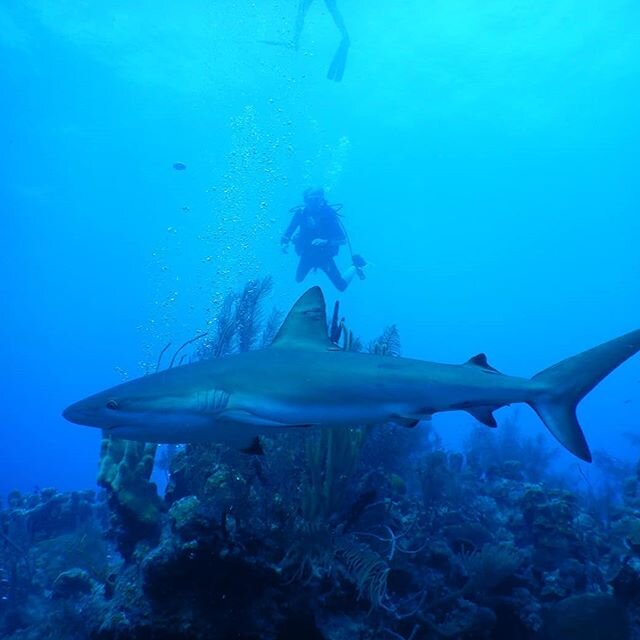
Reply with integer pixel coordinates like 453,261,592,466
326,235,346,249
281,210,301,247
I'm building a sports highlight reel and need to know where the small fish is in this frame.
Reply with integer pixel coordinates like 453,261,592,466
173,162,187,171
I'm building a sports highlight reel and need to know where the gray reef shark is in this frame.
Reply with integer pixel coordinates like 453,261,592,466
63,287,640,462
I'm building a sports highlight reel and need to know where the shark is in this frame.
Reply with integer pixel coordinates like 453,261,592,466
63,287,640,462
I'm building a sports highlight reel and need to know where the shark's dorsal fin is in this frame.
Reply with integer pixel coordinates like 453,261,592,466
271,287,333,350
465,353,500,374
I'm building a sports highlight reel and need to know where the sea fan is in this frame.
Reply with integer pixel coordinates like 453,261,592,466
235,276,273,352
336,535,390,607
368,325,401,357
462,543,522,594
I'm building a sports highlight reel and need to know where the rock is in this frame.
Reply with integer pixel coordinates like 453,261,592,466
437,598,496,638
52,568,94,599
169,496,201,537
610,558,640,603
542,593,630,640
540,569,567,601
501,460,524,481
443,522,493,553
40,487,58,500
7,490,23,509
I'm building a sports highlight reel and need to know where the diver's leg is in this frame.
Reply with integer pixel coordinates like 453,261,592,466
294,0,314,49
327,37,350,81
295,253,314,283
324,0,349,38
326,254,367,289
324,1,350,81
322,258,350,291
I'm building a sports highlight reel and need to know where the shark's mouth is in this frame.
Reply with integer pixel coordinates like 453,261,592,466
103,425,129,434
101,424,147,441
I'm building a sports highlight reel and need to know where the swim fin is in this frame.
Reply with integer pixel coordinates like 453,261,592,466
327,37,350,82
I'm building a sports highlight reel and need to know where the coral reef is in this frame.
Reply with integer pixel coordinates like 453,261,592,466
97,437,163,560
4,429,640,638
3,281,640,638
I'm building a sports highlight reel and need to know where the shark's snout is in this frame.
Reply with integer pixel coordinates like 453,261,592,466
62,401,95,427
62,402,81,424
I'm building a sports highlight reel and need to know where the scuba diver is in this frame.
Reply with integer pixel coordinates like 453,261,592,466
281,187,366,291
262,0,350,82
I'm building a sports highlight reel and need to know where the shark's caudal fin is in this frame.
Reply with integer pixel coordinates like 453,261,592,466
271,287,335,351
529,329,640,462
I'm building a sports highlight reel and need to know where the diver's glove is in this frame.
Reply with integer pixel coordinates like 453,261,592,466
352,254,366,268
352,254,367,280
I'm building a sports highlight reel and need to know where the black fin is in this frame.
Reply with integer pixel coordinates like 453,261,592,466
327,37,350,82
391,414,423,428
329,300,342,344
465,408,498,428
240,436,265,455
465,353,500,373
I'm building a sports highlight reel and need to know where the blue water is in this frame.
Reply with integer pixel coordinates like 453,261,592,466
1,1,639,498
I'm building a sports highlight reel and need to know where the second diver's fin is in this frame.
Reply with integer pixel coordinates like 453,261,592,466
327,37,350,82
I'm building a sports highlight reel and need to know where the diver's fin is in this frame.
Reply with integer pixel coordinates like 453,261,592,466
327,37,350,82
529,328,640,462
271,287,334,351
465,407,498,428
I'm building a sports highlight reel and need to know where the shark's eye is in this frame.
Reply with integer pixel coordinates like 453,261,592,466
106,399,119,410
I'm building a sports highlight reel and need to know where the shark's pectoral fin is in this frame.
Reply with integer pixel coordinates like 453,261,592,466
240,436,265,455
465,407,498,428
391,414,431,428
465,353,501,374
220,409,315,429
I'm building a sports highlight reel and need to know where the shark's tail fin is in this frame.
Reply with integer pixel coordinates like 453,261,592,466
529,329,640,462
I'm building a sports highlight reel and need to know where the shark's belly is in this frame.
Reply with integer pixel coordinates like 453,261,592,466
224,392,414,428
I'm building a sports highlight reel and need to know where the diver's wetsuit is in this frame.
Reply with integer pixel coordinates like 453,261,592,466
282,203,348,291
